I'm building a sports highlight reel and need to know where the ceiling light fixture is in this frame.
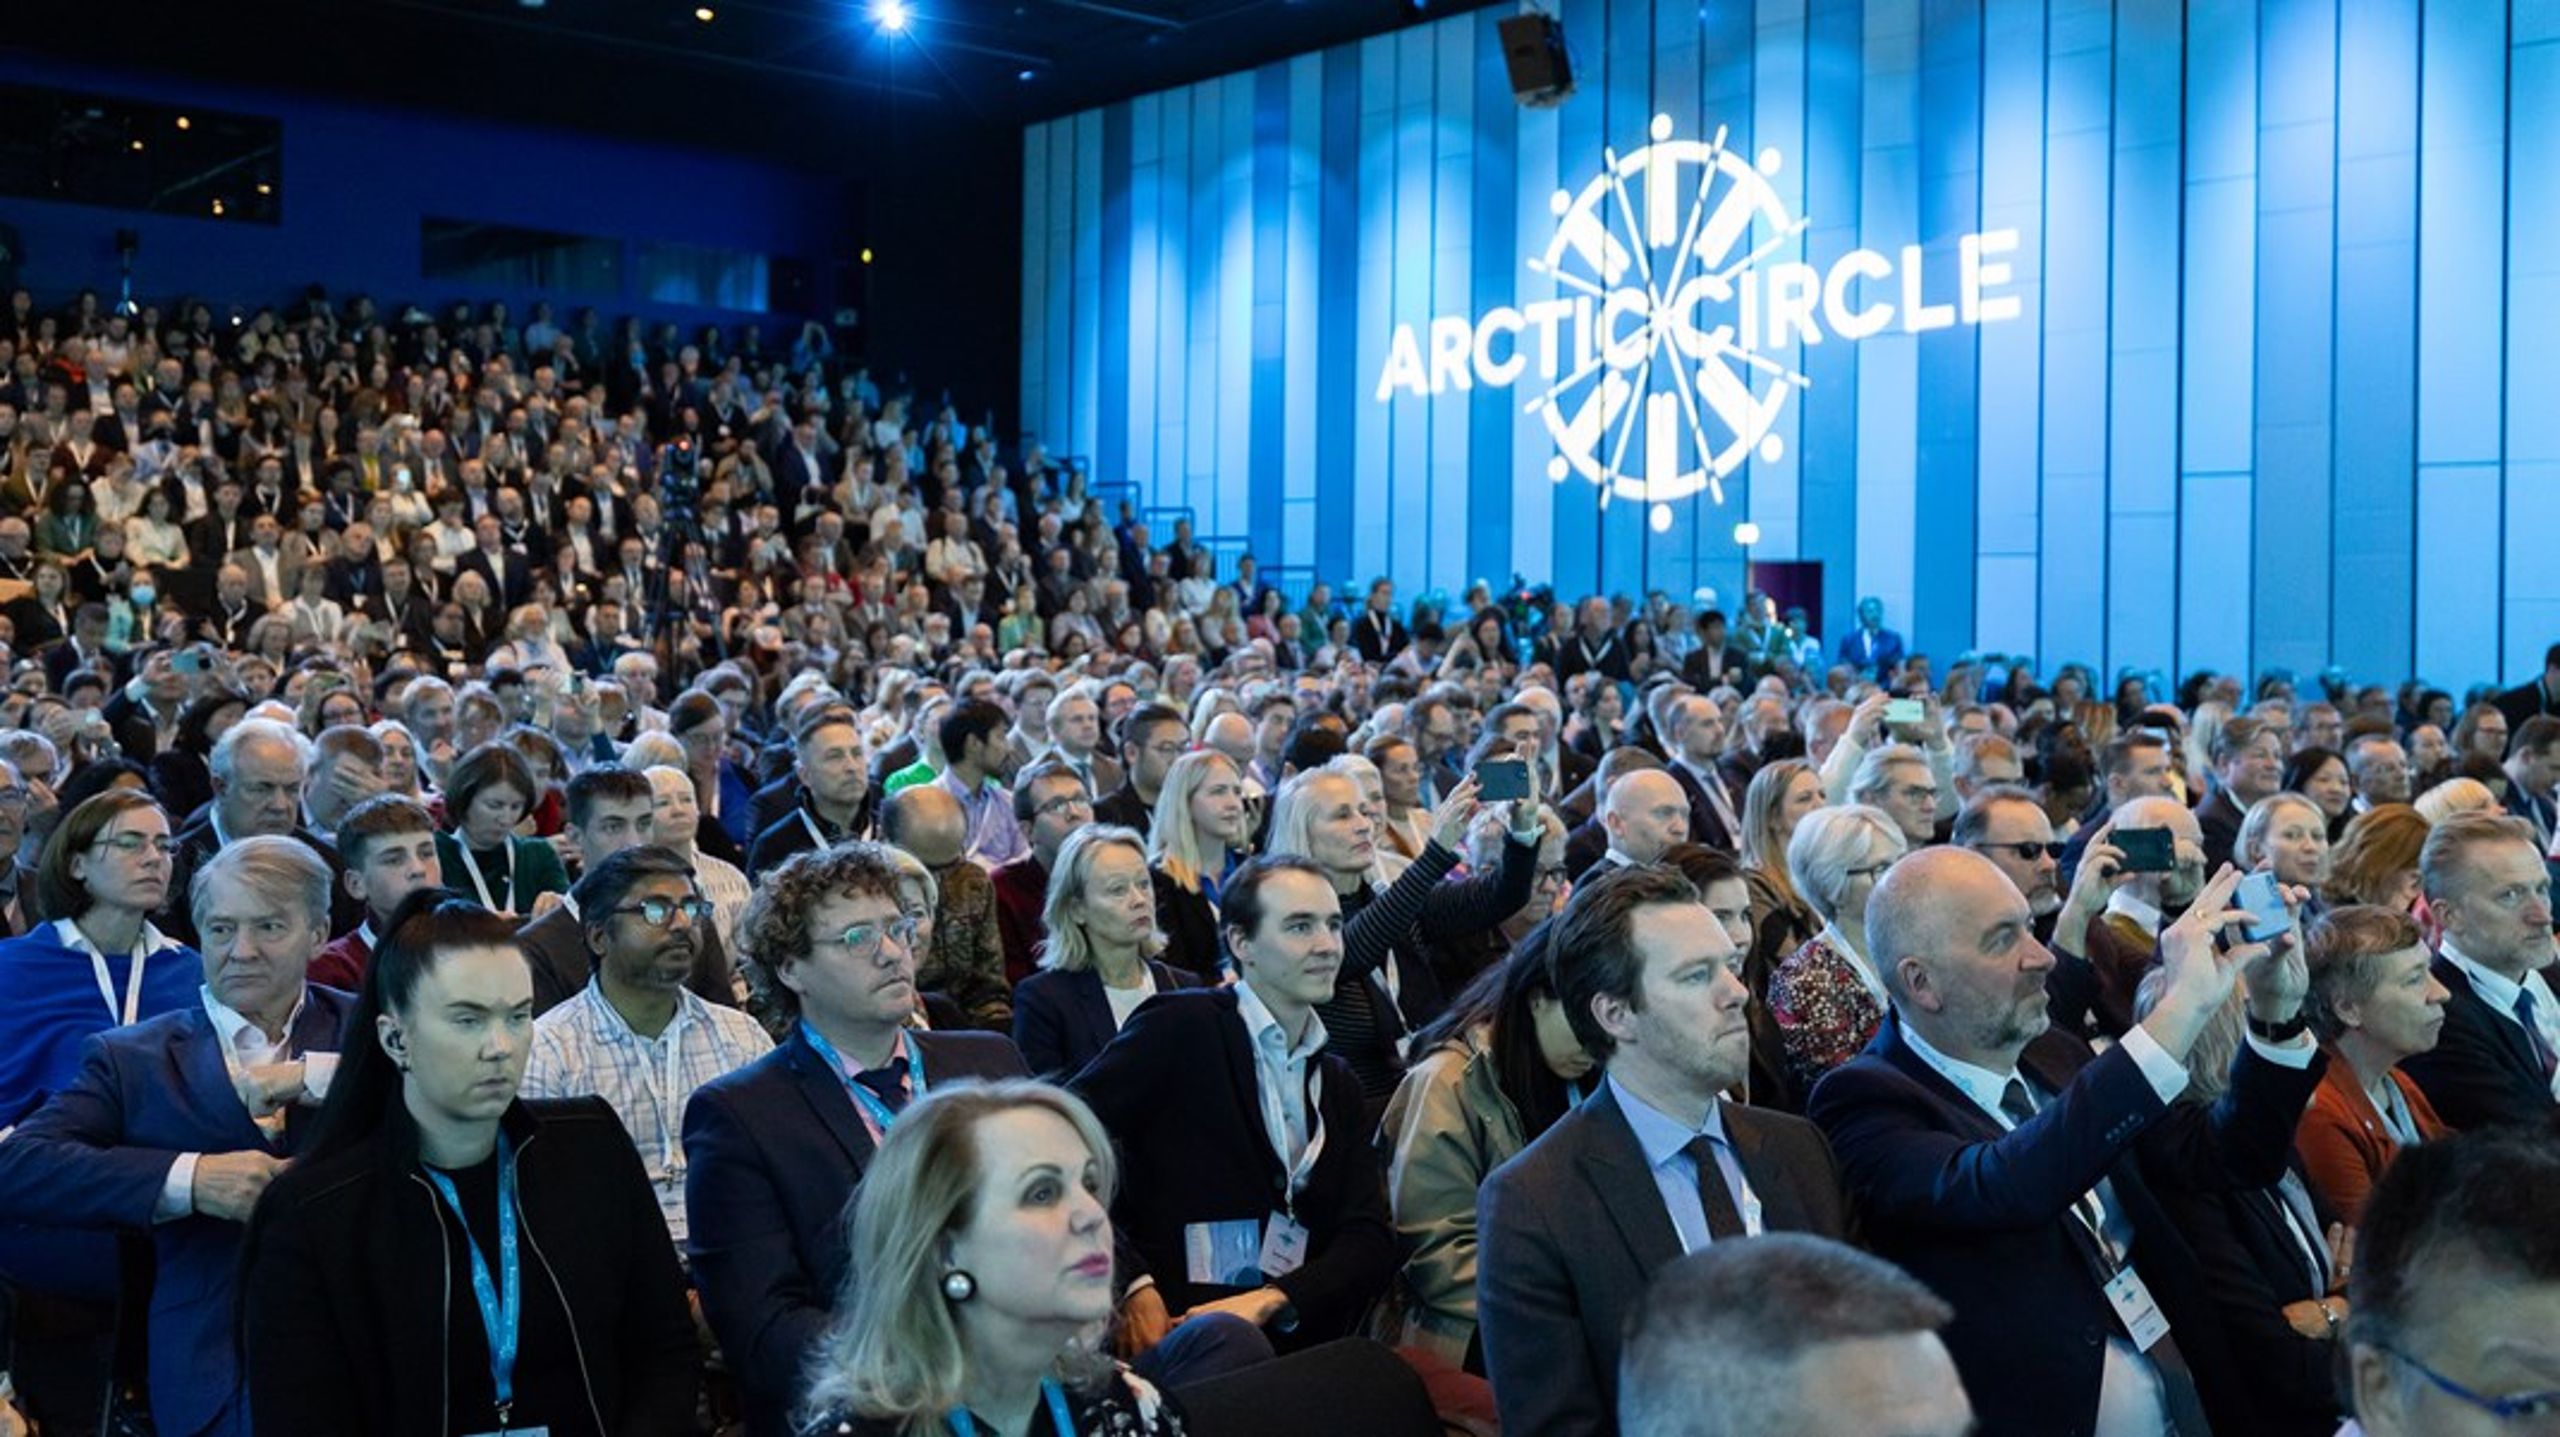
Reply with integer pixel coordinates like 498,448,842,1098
874,0,909,32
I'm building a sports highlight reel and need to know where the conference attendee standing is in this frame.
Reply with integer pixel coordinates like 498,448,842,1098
1835,596,1905,679
681,841,1026,1437
1807,852,2324,1437
2399,811,2560,1128
1376,923,1592,1370
0,838,349,1437
1474,866,1848,1437
1013,827,1205,1079
2295,906,2451,1224
521,847,772,1248
795,1082,1188,1437
240,891,700,1436
1072,857,1399,1353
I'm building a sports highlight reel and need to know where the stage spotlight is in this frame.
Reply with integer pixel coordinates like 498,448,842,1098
874,0,909,32
695,5,715,18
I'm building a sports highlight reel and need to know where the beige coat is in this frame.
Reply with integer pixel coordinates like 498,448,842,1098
1376,1023,1528,1365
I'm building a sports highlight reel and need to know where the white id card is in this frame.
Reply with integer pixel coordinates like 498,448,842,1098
1257,1214,1310,1279
300,1052,338,1103
2102,1267,2172,1351
1183,1219,1265,1287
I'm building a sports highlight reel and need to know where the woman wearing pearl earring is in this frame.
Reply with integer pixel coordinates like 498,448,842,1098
796,1081,1186,1437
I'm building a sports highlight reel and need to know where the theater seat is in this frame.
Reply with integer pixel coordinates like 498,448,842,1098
1172,1338,1442,1437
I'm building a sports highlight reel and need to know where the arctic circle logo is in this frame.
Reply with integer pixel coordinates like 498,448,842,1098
1375,114,2024,533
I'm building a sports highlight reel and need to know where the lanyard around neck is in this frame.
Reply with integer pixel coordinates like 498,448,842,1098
422,1142,523,1422
82,926,151,1025
802,1021,927,1134
946,1378,1077,1437
455,838,510,911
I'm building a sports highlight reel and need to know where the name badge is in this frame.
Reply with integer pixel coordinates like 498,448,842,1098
1258,1213,1311,1279
2102,1267,2172,1351
1182,1219,1265,1288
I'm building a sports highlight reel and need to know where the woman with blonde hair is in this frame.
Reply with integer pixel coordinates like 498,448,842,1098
795,1081,1186,1436
1767,804,1908,1092
2411,775,2496,826
1014,827,1203,1078
1145,750,1252,973
2238,792,2334,924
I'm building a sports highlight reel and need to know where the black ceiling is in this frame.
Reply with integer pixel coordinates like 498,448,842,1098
19,0,1499,169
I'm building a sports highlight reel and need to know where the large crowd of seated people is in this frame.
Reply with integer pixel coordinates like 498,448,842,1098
0,281,2554,1436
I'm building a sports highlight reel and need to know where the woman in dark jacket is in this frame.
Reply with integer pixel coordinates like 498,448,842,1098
1145,750,1253,976
1014,826,1204,1079
239,890,698,1437
1265,764,1539,1113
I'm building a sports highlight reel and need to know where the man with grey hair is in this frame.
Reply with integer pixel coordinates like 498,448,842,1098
1808,848,2320,1437
0,754,35,935
1041,684,1122,798
164,718,357,947
1849,743,1940,848
2345,731,2413,812
2401,810,2560,1129
0,835,350,1437
1599,768,1692,874
301,724,386,844
1617,1235,1970,1437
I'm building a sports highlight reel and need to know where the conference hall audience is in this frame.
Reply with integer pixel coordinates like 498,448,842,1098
6,281,2560,1435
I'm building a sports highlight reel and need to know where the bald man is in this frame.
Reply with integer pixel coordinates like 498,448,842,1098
1599,769,1692,873
1807,847,2322,1437
880,784,1010,1029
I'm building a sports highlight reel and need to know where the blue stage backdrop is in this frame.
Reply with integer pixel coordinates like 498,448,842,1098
1023,0,2560,688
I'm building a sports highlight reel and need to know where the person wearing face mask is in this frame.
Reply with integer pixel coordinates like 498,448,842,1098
1013,828,1207,1080
1377,917,1595,1370
795,1082,1189,1437
239,889,700,1436
0,839,348,1437
1145,750,1253,976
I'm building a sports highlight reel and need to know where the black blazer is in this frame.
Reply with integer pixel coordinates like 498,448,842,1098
2194,789,2247,873
160,819,358,948
240,1097,699,1437
2144,1158,2343,1436
1070,988,1396,1347
1475,1083,1848,1436
683,1027,1028,1437
1149,866,1223,975
1011,959,1204,1079
1807,1014,2325,1437
1664,759,1738,851
2401,955,2556,1131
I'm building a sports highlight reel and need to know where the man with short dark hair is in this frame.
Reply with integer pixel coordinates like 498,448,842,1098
2342,1128,2560,1437
523,846,771,1246
1477,866,1848,1436
309,793,439,992
932,696,1026,867
1075,856,1397,1353
2402,811,2560,1129
747,706,871,878
2492,640,2560,732
2059,729,2179,888
521,766,740,1015
2500,714,2560,849
2197,715,2284,870
1617,1235,1971,1437
1808,849,2322,1437
1094,705,1186,838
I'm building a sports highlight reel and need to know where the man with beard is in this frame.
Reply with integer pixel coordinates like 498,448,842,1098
521,846,772,1248
1808,851,2321,1437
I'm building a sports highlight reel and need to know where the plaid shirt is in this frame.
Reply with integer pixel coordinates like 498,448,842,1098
522,979,773,1245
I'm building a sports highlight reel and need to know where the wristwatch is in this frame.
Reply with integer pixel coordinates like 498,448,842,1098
2246,1010,2312,1044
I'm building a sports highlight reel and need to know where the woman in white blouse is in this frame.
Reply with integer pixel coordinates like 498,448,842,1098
124,488,191,571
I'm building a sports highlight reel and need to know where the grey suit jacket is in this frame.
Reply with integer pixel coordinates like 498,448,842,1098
1476,1082,1849,1436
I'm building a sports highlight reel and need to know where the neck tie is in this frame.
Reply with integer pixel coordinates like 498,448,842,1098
1681,1133,1746,1241
853,1064,910,1116
2000,1077,2039,1128
2516,990,2559,1078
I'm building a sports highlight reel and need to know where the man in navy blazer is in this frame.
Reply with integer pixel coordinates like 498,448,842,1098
681,842,1026,1437
0,837,351,1437
1475,866,1848,1437
1072,857,1398,1354
1808,850,2325,1437
2399,812,2560,1129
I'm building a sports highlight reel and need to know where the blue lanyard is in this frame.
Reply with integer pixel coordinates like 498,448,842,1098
800,1022,928,1133
422,1143,523,1421
945,1378,1077,1436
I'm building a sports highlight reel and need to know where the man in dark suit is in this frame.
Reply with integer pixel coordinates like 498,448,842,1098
2493,641,2560,735
517,768,737,1015
683,840,1028,1437
454,513,535,611
745,707,873,880
1836,596,1906,679
1477,866,1848,1436
1092,705,1185,840
1676,608,1751,690
1808,848,2324,1437
0,837,352,1437
1663,694,1744,851
161,719,358,947
2194,715,2282,872
2401,811,2560,1129
1073,857,1398,1353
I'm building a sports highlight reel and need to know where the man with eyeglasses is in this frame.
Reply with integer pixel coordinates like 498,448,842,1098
0,755,35,936
992,760,1093,986
682,840,1025,1437
522,846,770,1250
1095,704,1187,840
1954,785,2147,1043
2342,1127,2560,1437
1849,743,1942,849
